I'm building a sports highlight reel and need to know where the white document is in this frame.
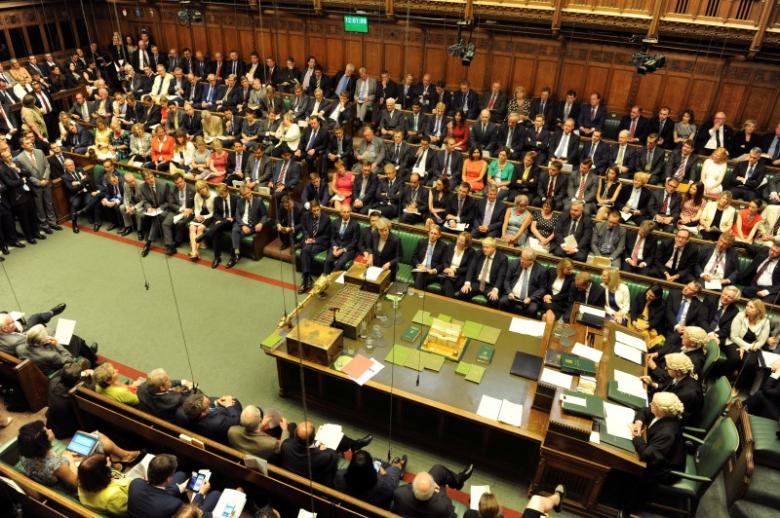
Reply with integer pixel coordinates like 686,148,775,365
353,359,384,386
54,318,76,345
335,273,345,284
297,511,317,518
604,401,636,440
509,317,546,337
476,395,502,420
579,305,606,318
470,485,491,510
314,424,344,451
620,211,632,222
563,234,578,250
446,222,469,231
761,350,780,367
213,488,247,518
243,455,269,475
613,369,648,404
561,394,587,407
704,279,722,291
539,367,574,390
173,213,186,224
614,330,647,352
145,208,163,217
365,266,383,281
572,342,603,364
614,342,643,365
125,453,156,480
498,400,523,427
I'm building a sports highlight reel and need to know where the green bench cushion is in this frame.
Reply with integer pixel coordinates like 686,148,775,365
749,414,780,469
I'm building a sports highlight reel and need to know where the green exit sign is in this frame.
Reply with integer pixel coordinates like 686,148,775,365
344,15,368,33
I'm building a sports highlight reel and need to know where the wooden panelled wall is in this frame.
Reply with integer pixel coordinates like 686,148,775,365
97,4,780,130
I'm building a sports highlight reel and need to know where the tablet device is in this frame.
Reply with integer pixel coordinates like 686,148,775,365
66,431,100,457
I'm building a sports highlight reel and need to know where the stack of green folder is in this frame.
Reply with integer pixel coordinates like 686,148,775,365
597,420,636,453
561,390,605,419
559,353,597,376
606,381,647,410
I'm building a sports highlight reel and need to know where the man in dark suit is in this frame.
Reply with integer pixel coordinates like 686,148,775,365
738,239,780,302
224,141,250,186
61,158,99,234
275,195,303,251
128,453,221,518
158,173,195,255
409,136,436,184
554,90,580,130
244,144,273,189
307,66,331,97
664,139,699,183
351,162,378,215
47,143,65,180
622,220,657,275
728,147,765,201
551,201,592,262
459,237,508,308
617,172,654,224
416,74,437,113
650,177,682,233
496,114,526,161
372,71,398,125
617,105,649,144
198,74,223,112
577,92,605,137
469,110,498,156
378,98,404,139
130,41,151,73
139,171,169,254
371,165,403,218
225,50,245,79
480,81,507,123
205,52,225,80
175,393,240,443
434,137,464,186
444,182,475,230
399,173,428,225
384,130,414,181
393,466,473,518
298,201,332,293
411,224,449,291
226,186,268,269
472,186,505,239
499,248,547,317
268,147,300,205
534,161,568,210
331,64,358,100
635,133,666,184
572,271,607,309
295,116,328,176
590,210,627,268
564,158,598,216
451,80,480,120
191,50,209,79
609,130,637,179
530,87,555,125
650,228,698,283
695,232,738,287
662,282,707,347
69,92,94,122
694,111,734,155
404,102,426,144
424,103,449,147
323,205,360,274
136,369,197,423
549,118,579,166
647,106,675,149
526,114,551,163
578,129,611,175
702,286,740,348
324,126,353,175
204,186,239,268
179,101,202,136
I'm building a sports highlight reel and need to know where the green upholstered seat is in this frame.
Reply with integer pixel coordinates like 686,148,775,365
684,376,731,436
748,414,780,469
730,499,780,518
602,113,622,140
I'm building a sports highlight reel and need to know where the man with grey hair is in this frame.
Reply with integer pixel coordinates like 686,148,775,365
499,247,547,317
227,405,289,459
703,285,740,348
729,146,765,201
333,63,356,99
392,463,473,517
353,66,376,123
136,368,196,421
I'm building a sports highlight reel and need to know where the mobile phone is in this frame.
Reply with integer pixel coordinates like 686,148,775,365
373,460,381,472
188,472,206,492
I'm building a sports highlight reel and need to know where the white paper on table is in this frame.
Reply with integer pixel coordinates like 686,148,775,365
603,401,636,440
614,342,643,365
476,395,502,420
704,279,722,291
620,211,632,222
539,367,574,390
509,317,546,337
314,424,344,451
563,235,578,250
212,488,247,518
365,266,383,281
561,394,587,407
353,359,384,386
498,400,523,427
335,273,345,284
613,369,648,403
54,318,76,345
614,330,647,352
579,305,606,318
571,342,603,364
470,485,491,510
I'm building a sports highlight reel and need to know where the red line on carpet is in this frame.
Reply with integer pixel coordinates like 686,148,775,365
62,222,296,291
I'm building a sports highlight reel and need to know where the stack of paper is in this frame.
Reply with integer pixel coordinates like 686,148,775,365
509,317,546,337
314,424,344,450
539,368,574,390
475,395,523,427
580,305,606,319
365,266,383,281
341,355,385,386
571,342,603,363
603,402,636,440
613,370,648,405
470,485,491,509
614,342,643,364
614,331,647,352
54,318,76,345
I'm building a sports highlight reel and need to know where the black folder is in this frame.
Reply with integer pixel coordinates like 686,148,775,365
509,351,544,381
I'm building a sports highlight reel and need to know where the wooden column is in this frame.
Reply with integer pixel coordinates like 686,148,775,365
646,0,667,41
749,0,776,57
551,0,565,33
464,0,475,22
385,0,394,18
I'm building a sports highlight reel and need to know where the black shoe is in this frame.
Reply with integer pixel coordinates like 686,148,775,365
51,224,62,231
72,224,80,234
27,238,37,245
454,463,474,488
92,223,100,231
36,233,46,240
119,227,131,236
226,255,238,269
1,246,8,255
141,242,151,257
350,434,373,451
50,303,67,316
164,246,176,256
137,231,144,241
554,484,565,513
42,227,53,234
391,454,408,473
89,342,98,354
279,242,290,251
10,241,24,248
211,256,221,269
297,282,309,294
107,223,117,231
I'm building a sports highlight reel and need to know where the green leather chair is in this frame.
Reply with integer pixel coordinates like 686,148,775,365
699,339,720,382
602,113,622,140
684,376,730,437
656,417,738,517
748,413,780,470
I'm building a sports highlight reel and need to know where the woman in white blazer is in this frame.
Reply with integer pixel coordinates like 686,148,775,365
698,191,736,241
188,180,216,260
603,267,631,325
273,112,300,156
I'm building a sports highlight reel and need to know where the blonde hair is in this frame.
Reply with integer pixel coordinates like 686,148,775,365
195,180,209,192
748,298,767,322
556,258,573,276
25,324,49,346
93,363,115,388
603,268,621,292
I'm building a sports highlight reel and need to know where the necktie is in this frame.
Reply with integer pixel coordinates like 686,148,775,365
207,85,214,102
226,196,231,217
715,128,721,147
631,237,643,264
457,197,464,216
434,118,441,134
540,100,545,113
243,200,250,223
676,298,689,323
151,184,158,205
773,216,780,236
710,251,722,274
488,92,496,109
589,143,596,159
754,259,774,284
424,243,434,268
506,128,513,148
216,62,222,77
710,305,723,331
312,216,319,235
675,156,687,180
547,176,555,198
479,255,491,291
564,103,571,120
591,107,596,120
251,159,260,181
235,153,242,172
28,152,36,169
337,139,343,155
232,62,237,75
569,218,578,236
444,152,451,175
616,146,625,166
555,134,568,158
645,149,653,170
307,129,317,150
0,105,11,130
629,118,637,139
661,193,669,214
359,177,368,198
415,151,424,167
277,162,289,185
38,93,51,113
671,247,680,270
518,268,529,299
576,175,586,199
745,165,754,184
155,77,163,95
340,221,347,237
483,202,494,226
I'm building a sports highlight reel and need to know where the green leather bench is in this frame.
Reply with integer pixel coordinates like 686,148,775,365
748,414,780,470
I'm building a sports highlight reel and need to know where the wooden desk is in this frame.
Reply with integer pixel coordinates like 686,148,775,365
267,288,646,515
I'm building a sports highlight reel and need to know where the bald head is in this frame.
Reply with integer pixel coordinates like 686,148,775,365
296,420,315,444
412,471,436,501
